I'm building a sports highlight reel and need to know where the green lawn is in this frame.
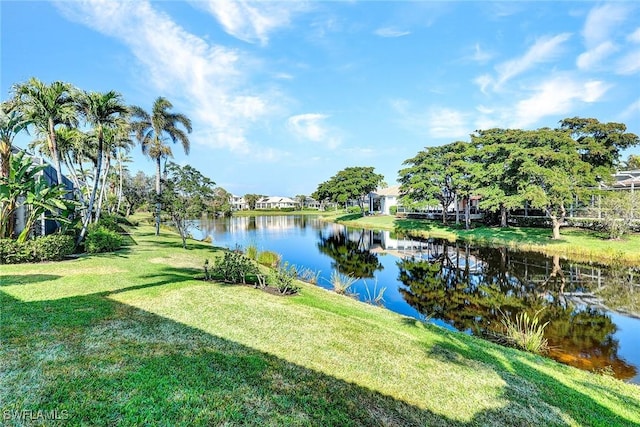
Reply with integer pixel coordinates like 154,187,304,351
327,213,640,264
1,223,639,426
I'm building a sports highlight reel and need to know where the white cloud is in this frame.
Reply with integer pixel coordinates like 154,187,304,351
582,3,629,48
576,41,618,70
427,108,468,139
196,0,309,45
616,50,640,75
287,113,341,148
493,33,572,89
55,0,279,154
629,28,640,44
392,100,468,139
471,43,492,63
511,77,609,128
374,27,410,38
620,98,640,121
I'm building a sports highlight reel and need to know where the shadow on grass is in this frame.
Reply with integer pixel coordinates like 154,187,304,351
3,280,638,425
0,274,61,287
420,328,639,427
1,291,451,426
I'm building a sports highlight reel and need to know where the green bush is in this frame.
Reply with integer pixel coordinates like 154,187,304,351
31,234,75,262
0,234,75,264
390,206,398,215
212,251,260,284
269,262,300,295
85,226,123,254
347,206,362,214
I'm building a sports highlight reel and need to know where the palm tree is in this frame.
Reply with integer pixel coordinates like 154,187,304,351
130,97,192,235
95,124,133,220
0,100,30,180
12,78,78,186
75,90,129,244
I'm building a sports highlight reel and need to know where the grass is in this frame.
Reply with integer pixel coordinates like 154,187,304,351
325,213,640,264
1,220,640,426
499,310,550,355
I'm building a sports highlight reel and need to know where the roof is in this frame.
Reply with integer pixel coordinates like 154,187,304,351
258,196,297,203
373,185,401,197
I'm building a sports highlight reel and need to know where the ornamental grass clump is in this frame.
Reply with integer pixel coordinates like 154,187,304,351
298,266,321,285
257,250,280,267
328,270,358,296
362,278,386,306
500,309,549,355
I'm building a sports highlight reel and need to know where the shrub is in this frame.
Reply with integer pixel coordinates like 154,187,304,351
85,226,123,254
212,251,260,284
269,262,300,295
31,234,75,262
347,206,361,214
257,250,280,267
389,206,398,215
0,234,75,264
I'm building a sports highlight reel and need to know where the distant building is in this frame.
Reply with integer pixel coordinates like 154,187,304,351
230,194,248,211
255,196,297,209
368,185,401,215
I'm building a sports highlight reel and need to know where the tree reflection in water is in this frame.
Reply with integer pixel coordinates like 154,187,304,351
317,229,384,279
397,240,637,381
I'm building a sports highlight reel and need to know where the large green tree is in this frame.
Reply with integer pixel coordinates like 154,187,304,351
559,117,639,174
12,78,78,186
398,144,458,225
316,166,384,216
162,162,215,249
130,97,192,236
75,90,129,244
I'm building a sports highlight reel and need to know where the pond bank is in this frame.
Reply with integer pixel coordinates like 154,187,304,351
324,212,640,265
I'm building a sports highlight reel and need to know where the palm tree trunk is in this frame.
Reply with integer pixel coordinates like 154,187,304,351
116,154,124,214
48,117,64,186
95,152,111,223
155,156,162,236
77,129,104,245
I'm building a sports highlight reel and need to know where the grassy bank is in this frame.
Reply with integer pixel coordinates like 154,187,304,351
325,213,640,265
2,223,639,426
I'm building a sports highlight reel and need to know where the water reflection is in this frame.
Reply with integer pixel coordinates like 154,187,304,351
194,215,640,383
395,239,637,381
317,229,384,278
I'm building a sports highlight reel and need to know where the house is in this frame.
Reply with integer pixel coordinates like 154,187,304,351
255,196,297,209
303,196,320,210
368,185,401,215
230,194,248,211
611,170,640,192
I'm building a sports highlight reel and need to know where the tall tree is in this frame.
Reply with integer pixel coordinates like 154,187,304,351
130,97,192,236
398,145,457,224
295,194,307,210
516,128,594,239
162,162,215,249
471,129,527,227
12,78,78,186
559,117,640,175
315,166,384,216
75,90,129,245
0,101,30,180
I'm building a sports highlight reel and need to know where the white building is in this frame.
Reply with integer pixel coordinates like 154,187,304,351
255,196,297,209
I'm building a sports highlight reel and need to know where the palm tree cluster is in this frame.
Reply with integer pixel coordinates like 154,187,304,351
1,77,192,243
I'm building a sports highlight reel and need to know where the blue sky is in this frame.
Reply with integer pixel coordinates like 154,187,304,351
2,1,639,196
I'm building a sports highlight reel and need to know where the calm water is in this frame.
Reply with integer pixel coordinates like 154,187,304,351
195,215,640,384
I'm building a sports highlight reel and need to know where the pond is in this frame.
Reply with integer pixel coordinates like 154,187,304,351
194,215,640,384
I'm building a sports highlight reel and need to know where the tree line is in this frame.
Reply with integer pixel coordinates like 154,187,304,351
0,77,224,248
313,118,639,239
